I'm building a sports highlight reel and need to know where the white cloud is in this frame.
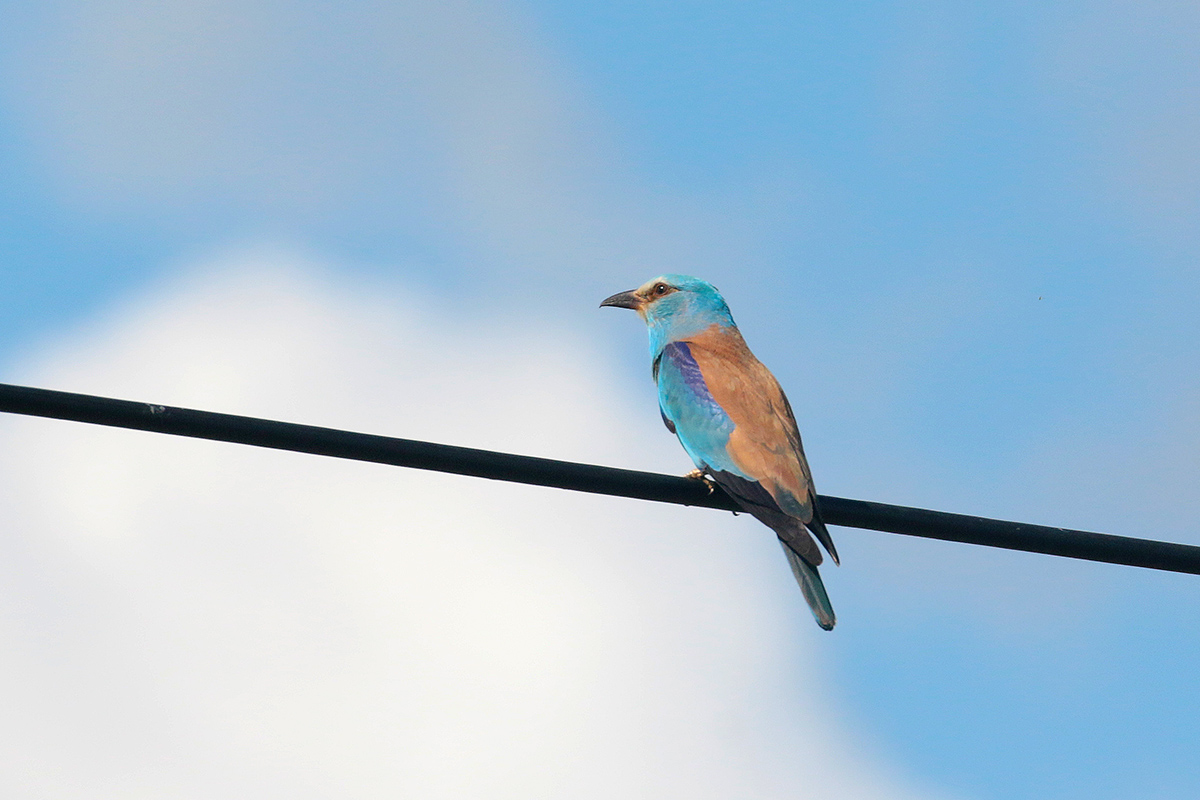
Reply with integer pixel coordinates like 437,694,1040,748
0,253,948,798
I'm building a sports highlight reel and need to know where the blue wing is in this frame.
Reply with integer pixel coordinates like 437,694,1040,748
655,342,746,477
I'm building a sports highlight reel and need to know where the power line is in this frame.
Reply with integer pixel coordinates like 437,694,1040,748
1,381,1197,575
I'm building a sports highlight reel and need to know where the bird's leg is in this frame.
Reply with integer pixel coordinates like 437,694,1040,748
685,468,717,494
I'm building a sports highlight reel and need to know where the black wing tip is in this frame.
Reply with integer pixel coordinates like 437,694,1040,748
820,536,841,566
713,469,831,566
808,505,840,566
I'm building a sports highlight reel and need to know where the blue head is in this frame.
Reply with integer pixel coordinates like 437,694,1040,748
600,275,737,358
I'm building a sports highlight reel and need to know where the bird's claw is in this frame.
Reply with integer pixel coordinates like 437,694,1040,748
685,468,716,494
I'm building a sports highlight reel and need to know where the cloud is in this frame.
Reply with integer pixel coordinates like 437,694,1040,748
2,0,724,281
0,252,947,798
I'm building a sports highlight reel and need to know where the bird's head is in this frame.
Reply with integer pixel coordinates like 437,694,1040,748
601,275,736,352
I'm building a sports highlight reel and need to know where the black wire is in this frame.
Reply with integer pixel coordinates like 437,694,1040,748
1,381,1197,575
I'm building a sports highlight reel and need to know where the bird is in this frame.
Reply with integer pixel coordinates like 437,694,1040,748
601,275,838,630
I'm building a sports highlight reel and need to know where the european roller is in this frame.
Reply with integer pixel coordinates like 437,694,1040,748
602,275,838,630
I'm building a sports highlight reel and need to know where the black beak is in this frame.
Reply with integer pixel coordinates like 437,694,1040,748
600,290,641,310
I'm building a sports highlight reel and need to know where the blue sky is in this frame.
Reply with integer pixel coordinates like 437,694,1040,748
1,1,1199,797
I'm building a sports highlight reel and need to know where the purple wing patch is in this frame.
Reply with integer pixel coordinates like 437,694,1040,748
661,342,731,427
662,342,712,399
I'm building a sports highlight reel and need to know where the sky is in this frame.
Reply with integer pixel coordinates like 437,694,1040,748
0,1,1198,797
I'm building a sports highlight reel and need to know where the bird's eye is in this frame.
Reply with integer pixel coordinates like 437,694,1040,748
653,283,669,296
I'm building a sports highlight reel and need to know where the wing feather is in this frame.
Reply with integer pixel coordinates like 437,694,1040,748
683,327,839,565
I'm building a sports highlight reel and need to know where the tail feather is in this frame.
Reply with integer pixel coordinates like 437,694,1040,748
779,541,836,631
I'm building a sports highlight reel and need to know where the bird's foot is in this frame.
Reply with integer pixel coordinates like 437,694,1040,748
685,468,716,494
